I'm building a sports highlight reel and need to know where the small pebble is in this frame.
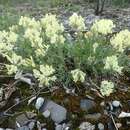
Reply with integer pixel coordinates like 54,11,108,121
98,123,104,130
14,98,20,104
35,97,45,110
112,100,120,107
116,123,122,128
42,109,51,118
28,121,35,130
100,101,105,107
55,124,62,130
16,126,29,130
79,122,95,130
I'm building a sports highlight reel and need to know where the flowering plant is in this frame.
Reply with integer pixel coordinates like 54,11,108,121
0,13,130,96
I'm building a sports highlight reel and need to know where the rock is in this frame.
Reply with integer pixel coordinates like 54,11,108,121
16,126,29,130
14,98,20,104
0,88,3,102
80,99,96,111
119,111,130,118
36,121,42,130
43,129,48,130
79,122,95,130
85,14,100,28
42,129,47,130
40,100,67,123
0,128,4,130
55,123,70,130
98,123,104,130
116,123,122,128
28,121,35,130
35,97,45,110
16,114,29,127
100,101,105,107
6,129,13,130
106,102,113,111
42,109,51,118
85,113,101,121
112,101,120,107
55,124,62,130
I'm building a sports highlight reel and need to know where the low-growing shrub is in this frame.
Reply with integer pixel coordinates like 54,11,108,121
0,13,130,96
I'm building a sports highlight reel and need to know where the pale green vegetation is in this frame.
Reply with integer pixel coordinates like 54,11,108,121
0,13,130,96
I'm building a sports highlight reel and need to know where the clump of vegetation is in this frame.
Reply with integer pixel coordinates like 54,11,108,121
0,13,130,96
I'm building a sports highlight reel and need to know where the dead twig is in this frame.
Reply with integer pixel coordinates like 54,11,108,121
4,87,51,113
110,113,119,130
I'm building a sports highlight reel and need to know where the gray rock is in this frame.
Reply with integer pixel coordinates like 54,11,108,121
55,123,70,130
0,128,4,130
28,122,35,130
55,124,62,130
40,100,67,123
16,114,29,126
112,100,120,107
79,122,95,130
80,99,96,111
42,109,51,118
116,123,122,128
16,126,29,130
98,123,104,130
85,14,100,28
35,97,45,110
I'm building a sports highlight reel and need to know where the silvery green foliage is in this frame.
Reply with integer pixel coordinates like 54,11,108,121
0,13,130,95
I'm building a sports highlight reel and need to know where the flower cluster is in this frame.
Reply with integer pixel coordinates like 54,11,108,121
5,53,23,75
19,16,40,29
104,55,123,74
41,14,65,44
91,19,115,35
71,69,86,83
100,80,114,96
0,30,18,53
69,13,86,31
33,65,56,86
110,29,130,52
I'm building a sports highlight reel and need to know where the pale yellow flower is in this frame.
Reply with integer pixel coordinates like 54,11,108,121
104,55,123,74
19,16,40,29
41,14,65,44
33,65,56,86
100,80,114,96
110,29,130,52
91,19,115,35
71,69,86,83
69,13,85,31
